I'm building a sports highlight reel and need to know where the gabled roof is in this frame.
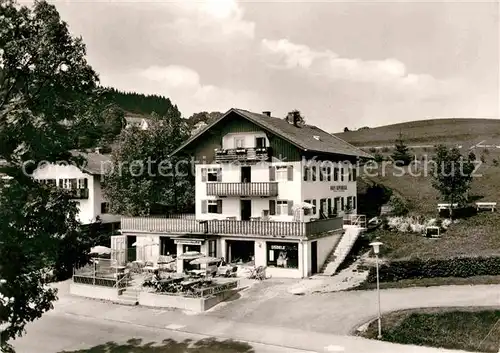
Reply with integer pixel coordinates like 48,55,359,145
172,108,372,159
70,151,112,175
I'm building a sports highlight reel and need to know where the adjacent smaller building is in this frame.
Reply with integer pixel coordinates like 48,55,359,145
32,151,120,226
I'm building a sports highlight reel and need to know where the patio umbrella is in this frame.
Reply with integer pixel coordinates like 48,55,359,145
300,202,314,209
157,255,176,264
177,251,203,260
189,256,220,265
89,246,112,255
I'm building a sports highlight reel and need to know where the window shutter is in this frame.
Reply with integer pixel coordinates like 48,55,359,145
201,200,208,214
269,166,276,181
341,167,344,182
201,168,207,182
217,168,222,182
287,200,294,215
217,199,223,214
353,196,357,209
287,166,293,181
269,200,276,215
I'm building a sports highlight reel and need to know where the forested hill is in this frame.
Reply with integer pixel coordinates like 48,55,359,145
101,88,179,117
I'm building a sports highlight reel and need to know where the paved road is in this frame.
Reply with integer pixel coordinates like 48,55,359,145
209,279,500,335
12,280,497,352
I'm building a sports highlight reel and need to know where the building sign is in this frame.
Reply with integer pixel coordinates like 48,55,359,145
270,244,287,250
174,239,203,245
330,185,348,192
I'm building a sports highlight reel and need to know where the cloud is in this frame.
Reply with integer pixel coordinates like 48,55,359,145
260,38,456,97
102,65,259,117
162,0,255,43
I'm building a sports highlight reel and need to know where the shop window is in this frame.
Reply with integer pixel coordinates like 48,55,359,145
267,242,298,269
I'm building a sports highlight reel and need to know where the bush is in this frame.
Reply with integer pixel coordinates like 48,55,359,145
382,147,390,153
389,195,409,216
493,159,499,167
369,147,377,153
367,257,500,283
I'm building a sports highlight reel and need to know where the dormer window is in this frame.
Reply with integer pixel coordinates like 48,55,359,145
313,135,320,141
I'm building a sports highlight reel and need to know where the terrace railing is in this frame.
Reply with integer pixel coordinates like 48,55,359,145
214,147,270,163
121,215,343,238
206,182,278,197
343,214,367,228
121,216,206,234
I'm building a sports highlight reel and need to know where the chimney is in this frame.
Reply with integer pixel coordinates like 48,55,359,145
262,111,271,117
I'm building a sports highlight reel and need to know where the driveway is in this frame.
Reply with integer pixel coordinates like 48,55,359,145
207,279,500,334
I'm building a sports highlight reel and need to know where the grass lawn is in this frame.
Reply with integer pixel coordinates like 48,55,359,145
360,308,500,353
354,275,500,290
370,212,500,261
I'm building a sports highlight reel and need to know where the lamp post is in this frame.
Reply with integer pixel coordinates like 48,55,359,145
370,241,383,339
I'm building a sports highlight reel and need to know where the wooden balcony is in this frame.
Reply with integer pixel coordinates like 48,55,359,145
214,147,270,163
206,182,278,197
67,188,89,199
121,215,343,238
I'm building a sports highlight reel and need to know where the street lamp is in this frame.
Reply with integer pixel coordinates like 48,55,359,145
370,241,383,339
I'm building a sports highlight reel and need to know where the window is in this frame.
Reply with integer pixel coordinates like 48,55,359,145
334,167,339,182
100,202,109,214
267,242,298,269
40,179,56,186
341,167,345,182
255,137,266,148
277,200,288,215
348,167,352,182
327,167,332,182
303,166,310,181
208,200,221,214
303,200,311,216
77,178,88,189
319,166,325,181
341,197,345,211
204,168,221,182
234,137,245,148
353,196,357,209
347,196,352,209
311,166,317,181
202,199,222,214
208,240,217,257
276,166,287,181
334,197,341,213
327,198,332,215
353,168,357,182
320,198,327,216
312,199,317,214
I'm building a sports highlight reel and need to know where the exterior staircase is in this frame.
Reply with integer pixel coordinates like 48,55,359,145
320,224,364,276
116,287,139,306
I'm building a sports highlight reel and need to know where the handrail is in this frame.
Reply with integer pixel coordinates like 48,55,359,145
114,271,130,290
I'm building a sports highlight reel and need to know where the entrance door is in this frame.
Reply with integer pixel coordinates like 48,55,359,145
126,236,136,262
240,200,252,221
241,166,251,183
311,241,318,274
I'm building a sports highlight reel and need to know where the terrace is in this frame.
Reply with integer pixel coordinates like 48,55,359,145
121,215,343,238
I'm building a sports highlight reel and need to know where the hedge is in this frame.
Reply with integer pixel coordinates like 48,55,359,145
367,257,500,282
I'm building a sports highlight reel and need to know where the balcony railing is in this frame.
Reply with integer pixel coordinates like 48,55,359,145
121,215,343,238
214,147,270,163
66,188,89,199
206,182,278,197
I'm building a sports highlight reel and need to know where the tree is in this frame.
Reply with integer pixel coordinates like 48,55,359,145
431,145,475,218
468,151,476,161
103,112,194,216
391,132,412,166
0,1,101,350
99,103,126,146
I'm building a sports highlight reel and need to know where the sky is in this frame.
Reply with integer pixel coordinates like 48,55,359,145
52,0,499,132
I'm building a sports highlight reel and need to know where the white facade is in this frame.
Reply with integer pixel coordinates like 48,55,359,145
32,163,120,225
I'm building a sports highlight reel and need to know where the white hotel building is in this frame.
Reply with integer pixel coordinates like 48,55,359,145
117,109,371,278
